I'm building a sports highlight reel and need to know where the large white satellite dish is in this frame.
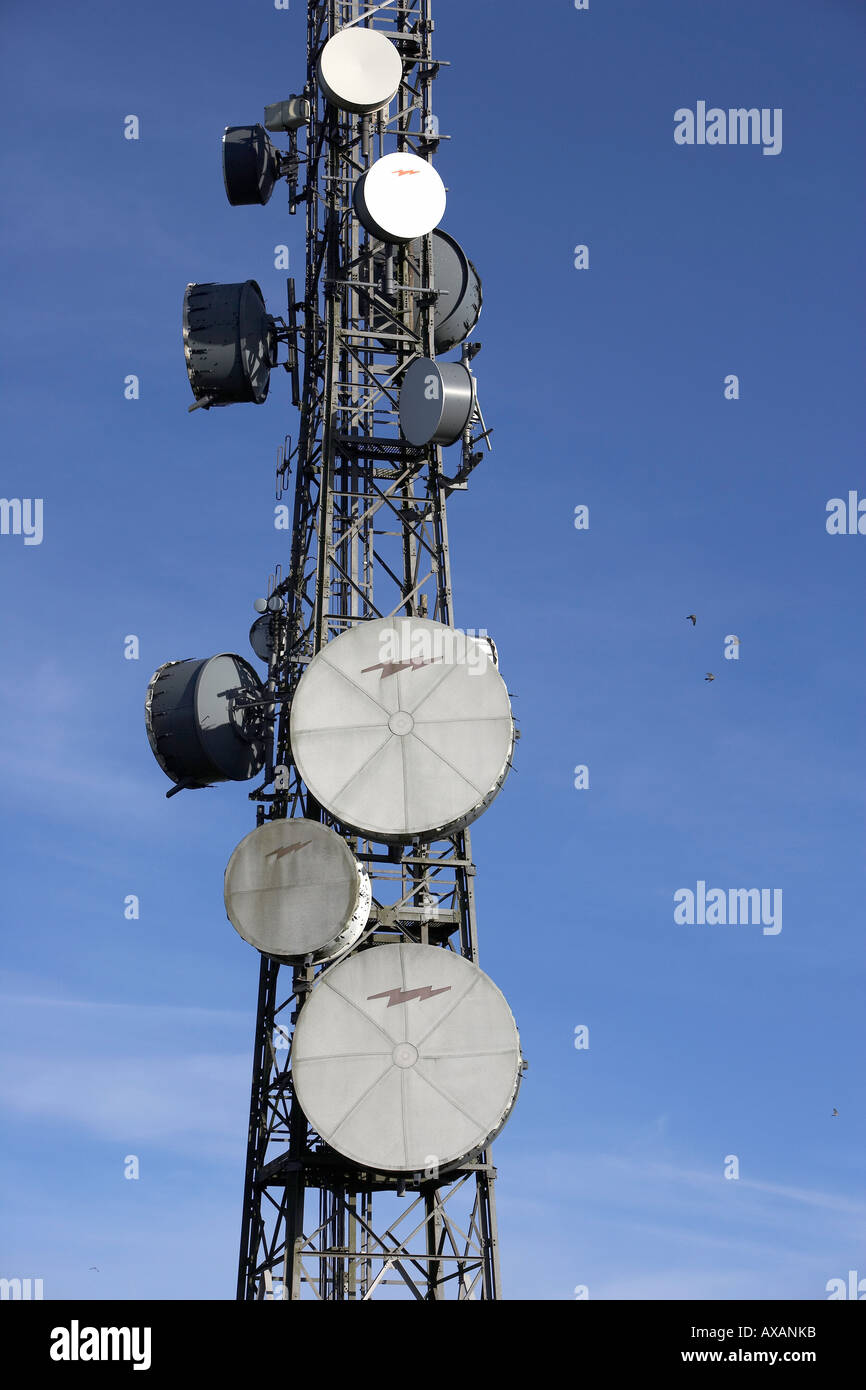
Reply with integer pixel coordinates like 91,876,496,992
353,152,446,244
317,28,403,115
224,818,371,964
289,617,514,842
292,943,522,1173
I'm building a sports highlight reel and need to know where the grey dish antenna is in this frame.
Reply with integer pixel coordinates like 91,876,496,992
222,124,281,206
183,280,275,411
432,230,482,354
362,229,482,356
399,358,475,446
249,614,275,664
145,654,267,795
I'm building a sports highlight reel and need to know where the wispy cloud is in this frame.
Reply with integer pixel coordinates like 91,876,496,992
495,1146,865,1298
0,989,252,1159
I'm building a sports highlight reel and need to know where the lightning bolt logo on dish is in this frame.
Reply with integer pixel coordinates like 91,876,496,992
394,168,420,177
361,658,441,679
367,985,452,1008
265,839,313,861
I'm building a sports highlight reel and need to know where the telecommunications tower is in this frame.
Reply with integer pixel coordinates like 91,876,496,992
145,0,524,1301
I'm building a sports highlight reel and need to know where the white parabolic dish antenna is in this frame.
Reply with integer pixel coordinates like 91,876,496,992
292,943,522,1173
317,28,403,114
224,818,371,964
289,617,514,842
353,152,446,243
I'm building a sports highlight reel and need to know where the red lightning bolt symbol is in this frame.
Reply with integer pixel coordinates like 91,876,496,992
266,839,313,861
367,985,452,1008
361,658,440,679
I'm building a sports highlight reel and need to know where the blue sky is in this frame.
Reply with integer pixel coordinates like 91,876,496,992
1,0,863,1300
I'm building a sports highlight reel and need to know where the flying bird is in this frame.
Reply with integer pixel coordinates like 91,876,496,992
89,1267,99,1272
832,1108,839,1117
705,673,715,682
686,614,697,625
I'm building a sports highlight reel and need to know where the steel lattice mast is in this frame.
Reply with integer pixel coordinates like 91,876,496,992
229,0,513,1301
